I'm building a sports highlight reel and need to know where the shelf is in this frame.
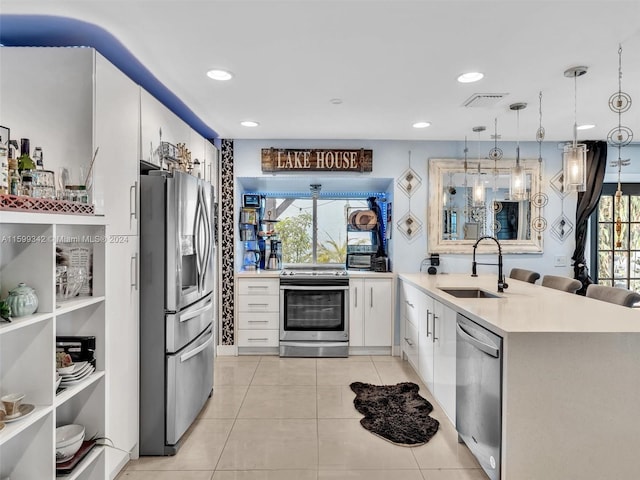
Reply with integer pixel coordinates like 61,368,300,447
0,311,54,336
57,444,105,480
0,211,106,226
0,405,52,446
55,371,105,408
55,296,106,315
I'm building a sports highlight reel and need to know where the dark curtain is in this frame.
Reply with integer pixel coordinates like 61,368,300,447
572,140,607,295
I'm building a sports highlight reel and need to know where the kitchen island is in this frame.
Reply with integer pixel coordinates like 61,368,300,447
399,273,640,480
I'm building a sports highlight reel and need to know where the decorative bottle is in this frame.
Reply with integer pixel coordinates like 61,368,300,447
8,159,20,195
33,147,44,170
18,138,35,172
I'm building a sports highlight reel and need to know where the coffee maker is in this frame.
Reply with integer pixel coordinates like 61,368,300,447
267,239,282,270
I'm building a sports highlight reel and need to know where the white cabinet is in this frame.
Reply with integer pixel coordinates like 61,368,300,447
94,52,141,474
399,278,456,424
140,89,190,168
1,47,141,479
432,300,456,423
0,213,107,480
418,293,435,392
203,141,219,185
104,237,139,473
236,277,280,350
94,53,140,235
349,277,393,349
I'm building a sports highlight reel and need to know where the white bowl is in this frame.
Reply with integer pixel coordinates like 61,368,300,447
56,424,85,447
56,424,85,462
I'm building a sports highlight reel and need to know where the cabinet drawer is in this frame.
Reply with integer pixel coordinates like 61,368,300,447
237,329,279,347
403,320,419,370
237,295,279,312
238,312,279,330
238,278,279,296
402,283,425,328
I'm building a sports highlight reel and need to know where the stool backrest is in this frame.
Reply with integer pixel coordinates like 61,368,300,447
541,275,582,293
509,268,540,284
585,284,640,307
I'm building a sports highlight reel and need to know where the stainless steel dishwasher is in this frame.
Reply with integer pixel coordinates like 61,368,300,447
456,313,503,480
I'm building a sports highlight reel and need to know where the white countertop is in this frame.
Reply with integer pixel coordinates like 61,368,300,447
399,273,640,335
236,270,394,279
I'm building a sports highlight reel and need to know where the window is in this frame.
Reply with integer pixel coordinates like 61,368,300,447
591,183,640,291
258,193,387,265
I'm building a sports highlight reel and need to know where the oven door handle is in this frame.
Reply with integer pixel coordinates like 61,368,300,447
280,285,349,291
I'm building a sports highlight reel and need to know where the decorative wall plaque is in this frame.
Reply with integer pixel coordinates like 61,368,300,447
261,148,372,172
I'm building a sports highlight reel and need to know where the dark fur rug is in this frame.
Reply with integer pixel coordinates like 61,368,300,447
350,381,439,446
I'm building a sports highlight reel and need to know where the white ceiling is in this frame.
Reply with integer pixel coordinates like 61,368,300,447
3,0,640,142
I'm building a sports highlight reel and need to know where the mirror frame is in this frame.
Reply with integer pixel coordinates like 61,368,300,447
428,158,544,254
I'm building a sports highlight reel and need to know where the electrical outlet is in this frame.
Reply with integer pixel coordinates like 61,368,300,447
554,255,567,267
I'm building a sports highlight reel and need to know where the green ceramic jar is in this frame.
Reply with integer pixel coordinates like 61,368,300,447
5,282,39,317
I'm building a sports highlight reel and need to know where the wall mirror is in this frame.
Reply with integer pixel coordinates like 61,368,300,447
428,158,543,253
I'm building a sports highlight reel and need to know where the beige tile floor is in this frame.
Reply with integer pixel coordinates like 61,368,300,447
117,355,488,480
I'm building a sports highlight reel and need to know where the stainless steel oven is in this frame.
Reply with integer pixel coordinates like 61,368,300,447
279,268,349,357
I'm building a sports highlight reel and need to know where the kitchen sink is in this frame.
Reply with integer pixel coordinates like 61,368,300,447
438,288,501,299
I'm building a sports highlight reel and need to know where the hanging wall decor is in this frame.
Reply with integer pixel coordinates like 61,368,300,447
607,44,633,248
396,150,423,241
530,91,549,241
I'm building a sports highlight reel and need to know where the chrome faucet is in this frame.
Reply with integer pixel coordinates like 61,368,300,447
471,236,508,293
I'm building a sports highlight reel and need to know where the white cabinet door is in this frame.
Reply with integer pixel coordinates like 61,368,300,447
140,89,190,167
433,300,457,424
105,236,139,471
204,141,218,184
363,278,393,346
418,293,435,392
349,278,365,346
94,53,140,235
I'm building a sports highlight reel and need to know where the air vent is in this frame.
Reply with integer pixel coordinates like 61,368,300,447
463,93,508,108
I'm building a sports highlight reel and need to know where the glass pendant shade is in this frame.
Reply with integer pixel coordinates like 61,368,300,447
563,143,587,192
472,172,485,206
510,160,527,200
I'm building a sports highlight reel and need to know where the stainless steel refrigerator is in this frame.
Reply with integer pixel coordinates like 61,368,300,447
139,170,216,455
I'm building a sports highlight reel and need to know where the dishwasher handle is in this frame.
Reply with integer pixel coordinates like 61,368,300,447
456,322,499,358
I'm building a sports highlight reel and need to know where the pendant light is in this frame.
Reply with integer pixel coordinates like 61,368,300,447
563,66,588,193
472,126,486,206
509,102,528,201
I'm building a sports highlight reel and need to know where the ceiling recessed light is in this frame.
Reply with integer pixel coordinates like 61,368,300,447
206,69,233,81
412,122,431,129
240,120,260,127
576,124,596,130
457,72,484,83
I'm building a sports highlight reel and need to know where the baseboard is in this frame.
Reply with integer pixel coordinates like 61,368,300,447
392,345,401,357
217,344,238,356
349,346,392,356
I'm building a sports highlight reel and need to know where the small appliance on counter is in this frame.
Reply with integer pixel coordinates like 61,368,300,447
266,239,282,270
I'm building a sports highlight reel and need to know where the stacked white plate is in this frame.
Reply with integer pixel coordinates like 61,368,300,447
58,362,95,387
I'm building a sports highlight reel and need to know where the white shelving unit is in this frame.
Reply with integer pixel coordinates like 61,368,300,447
0,211,107,480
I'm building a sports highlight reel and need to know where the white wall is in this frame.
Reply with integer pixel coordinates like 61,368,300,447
234,139,640,278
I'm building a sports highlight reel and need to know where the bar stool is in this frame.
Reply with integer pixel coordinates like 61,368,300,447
509,268,540,284
541,275,582,294
585,284,640,307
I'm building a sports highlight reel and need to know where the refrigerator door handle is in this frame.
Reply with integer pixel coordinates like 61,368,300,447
179,301,213,323
197,184,212,292
194,188,203,291
180,334,214,363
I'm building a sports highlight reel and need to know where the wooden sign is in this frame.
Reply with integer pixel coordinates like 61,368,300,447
261,148,373,173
